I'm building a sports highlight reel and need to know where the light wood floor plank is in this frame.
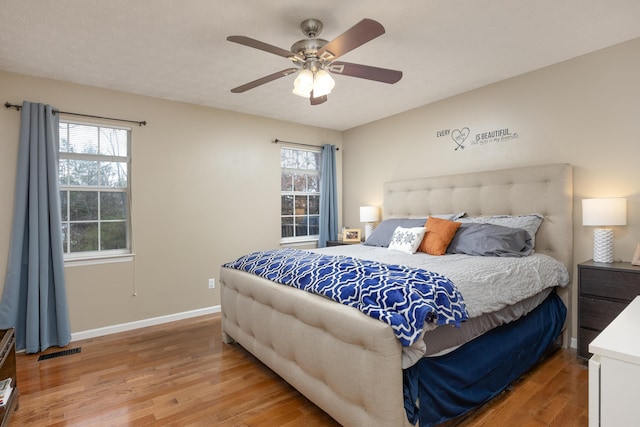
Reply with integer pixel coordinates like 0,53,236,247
11,314,588,426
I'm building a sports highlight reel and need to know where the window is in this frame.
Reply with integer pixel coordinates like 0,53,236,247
58,121,131,259
280,147,321,242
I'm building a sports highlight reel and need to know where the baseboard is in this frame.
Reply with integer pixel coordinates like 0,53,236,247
71,305,221,342
66,307,581,350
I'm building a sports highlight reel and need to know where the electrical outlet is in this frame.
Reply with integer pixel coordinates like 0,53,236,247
208,278,215,289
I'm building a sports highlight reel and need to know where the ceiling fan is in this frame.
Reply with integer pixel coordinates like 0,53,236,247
227,18,403,105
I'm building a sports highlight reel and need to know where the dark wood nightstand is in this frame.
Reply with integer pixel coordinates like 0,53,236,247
326,240,360,247
577,260,640,359
0,328,18,425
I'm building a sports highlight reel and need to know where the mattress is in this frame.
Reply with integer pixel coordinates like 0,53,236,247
422,288,551,356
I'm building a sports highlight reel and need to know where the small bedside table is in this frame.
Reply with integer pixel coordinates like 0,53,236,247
326,240,360,247
577,260,640,359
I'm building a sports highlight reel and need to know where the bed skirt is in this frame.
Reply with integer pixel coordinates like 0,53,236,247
403,291,566,426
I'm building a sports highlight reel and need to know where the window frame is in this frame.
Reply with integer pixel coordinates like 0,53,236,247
280,145,321,244
58,119,133,263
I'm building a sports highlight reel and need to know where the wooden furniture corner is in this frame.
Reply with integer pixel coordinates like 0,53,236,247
0,328,19,426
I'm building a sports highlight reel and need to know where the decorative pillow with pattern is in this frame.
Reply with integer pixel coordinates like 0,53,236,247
388,226,426,254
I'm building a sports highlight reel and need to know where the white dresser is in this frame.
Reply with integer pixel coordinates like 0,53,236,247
589,296,640,426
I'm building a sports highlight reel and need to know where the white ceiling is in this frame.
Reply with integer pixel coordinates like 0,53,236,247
2,0,639,131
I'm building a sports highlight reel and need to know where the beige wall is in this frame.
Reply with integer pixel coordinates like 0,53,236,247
0,71,342,332
342,37,640,342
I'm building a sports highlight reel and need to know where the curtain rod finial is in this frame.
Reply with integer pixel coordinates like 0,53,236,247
4,102,21,111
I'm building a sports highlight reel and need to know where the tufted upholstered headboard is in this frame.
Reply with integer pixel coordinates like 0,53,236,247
383,163,574,282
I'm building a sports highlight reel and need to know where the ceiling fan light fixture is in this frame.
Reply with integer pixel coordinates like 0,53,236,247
312,69,335,97
292,69,335,99
292,69,314,97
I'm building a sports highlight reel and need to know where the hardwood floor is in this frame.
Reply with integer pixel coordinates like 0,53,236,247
12,314,588,426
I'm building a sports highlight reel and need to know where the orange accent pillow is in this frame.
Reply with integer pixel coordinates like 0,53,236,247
419,216,461,255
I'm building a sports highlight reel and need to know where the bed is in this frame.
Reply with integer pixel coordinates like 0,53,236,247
220,163,573,426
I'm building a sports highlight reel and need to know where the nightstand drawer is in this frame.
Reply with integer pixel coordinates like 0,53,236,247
580,268,640,301
579,296,628,331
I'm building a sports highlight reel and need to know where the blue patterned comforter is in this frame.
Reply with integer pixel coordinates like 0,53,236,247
223,248,468,347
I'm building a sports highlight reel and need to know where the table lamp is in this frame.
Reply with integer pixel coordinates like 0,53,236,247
582,198,627,263
359,206,380,241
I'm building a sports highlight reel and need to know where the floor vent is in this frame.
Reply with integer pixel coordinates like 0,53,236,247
38,347,81,361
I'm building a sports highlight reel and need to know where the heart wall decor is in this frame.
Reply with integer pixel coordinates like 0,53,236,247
451,128,470,150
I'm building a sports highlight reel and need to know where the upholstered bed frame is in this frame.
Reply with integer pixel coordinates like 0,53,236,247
220,163,573,427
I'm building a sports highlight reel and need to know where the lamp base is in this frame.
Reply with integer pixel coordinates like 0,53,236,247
364,223,374,241
593,228,614,263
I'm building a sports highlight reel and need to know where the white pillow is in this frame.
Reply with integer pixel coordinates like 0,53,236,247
388,226,426,254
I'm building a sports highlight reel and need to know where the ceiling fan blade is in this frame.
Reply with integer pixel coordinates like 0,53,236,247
329,61,402,84
231,68,298,93
310,92,328,105
227,36,302,61
317,19,385,61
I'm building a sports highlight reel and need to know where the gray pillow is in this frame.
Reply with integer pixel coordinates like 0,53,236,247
446,223,533,257
457,214,543,248
363,218,427,247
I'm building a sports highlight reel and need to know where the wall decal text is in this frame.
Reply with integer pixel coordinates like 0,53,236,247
473,128,518,145
437,126,519,150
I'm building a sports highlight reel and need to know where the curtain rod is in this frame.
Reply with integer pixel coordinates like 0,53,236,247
4,102,147,126
272,138,339,150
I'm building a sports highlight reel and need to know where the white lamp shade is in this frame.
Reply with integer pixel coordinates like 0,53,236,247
582,198,627,226
359,206,380,223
